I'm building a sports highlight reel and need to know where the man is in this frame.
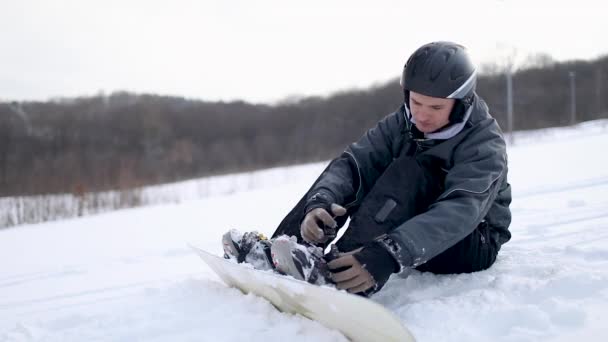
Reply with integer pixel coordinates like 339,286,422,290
223,41,512,296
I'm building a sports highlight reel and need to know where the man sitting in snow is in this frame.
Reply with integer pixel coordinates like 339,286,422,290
222,41,512,296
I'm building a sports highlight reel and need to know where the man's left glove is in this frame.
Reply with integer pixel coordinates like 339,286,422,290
327,242,399,295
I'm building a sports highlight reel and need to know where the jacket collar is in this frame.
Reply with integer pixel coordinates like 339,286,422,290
404,102,472,140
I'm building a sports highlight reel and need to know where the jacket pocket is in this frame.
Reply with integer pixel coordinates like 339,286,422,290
374,198,397,223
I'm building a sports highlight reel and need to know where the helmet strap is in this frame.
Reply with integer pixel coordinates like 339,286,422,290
448,94,474,123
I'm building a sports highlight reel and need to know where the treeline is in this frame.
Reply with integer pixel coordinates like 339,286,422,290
1,55,607,197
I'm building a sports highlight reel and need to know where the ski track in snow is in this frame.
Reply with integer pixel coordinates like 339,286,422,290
1,121,608,341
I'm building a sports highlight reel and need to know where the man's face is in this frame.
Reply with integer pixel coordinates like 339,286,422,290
409,91,455,133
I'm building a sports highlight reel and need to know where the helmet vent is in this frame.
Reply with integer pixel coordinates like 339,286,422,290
430,50,452,81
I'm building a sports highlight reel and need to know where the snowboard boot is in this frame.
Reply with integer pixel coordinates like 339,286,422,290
270,235,332,285
222,229,274,271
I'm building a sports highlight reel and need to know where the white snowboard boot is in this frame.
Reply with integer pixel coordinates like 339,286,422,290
270,235,332,285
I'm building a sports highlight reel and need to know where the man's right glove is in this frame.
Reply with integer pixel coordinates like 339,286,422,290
300,202,347,244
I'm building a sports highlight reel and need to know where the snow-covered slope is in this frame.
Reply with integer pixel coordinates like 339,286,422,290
1,121,608,341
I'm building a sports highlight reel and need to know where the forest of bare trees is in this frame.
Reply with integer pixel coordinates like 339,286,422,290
1,55,607,198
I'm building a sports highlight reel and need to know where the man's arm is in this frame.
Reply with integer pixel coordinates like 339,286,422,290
306,109,406,213
379,120,509,270
272,108,406,240
484,177,512,245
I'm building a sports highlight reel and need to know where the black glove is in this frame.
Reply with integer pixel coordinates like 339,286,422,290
352,242,400,294
327,242,399,295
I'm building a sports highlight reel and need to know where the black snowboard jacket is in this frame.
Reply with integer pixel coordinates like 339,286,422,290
276,94,512,271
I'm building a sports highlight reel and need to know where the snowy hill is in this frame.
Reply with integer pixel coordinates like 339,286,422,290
1,121,608,341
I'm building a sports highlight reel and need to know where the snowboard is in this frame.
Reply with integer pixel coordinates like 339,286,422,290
190,245,416,342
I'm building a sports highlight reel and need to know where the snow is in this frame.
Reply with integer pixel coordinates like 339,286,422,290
2,120,608,341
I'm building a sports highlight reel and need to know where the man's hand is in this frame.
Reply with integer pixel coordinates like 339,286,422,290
328,242,400,295
300,203,347,244
327,249,375,294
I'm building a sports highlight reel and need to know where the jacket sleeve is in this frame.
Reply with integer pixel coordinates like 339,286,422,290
307,109,406,211
382,120,508,269
272,109,406,240
485,176,512,245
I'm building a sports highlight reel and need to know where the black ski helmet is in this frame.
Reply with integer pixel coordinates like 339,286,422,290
400,41,476,123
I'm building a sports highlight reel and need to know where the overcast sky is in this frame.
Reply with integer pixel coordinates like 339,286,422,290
1,0,606,104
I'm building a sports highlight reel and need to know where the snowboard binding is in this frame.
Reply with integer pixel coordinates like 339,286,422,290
222,229,274,271
270,235,332,285
222,229,344,286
